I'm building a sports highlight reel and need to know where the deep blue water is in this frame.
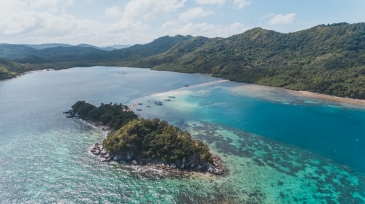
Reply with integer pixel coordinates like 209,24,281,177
1,66,364,203
134,82,365,174
187,84,365,173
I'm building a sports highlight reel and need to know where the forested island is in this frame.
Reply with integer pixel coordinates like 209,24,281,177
67,101,225,175
2,22,365,99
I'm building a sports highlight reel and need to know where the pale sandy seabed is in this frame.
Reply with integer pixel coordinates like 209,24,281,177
64,76,365,203
226,83,365,108
294,90,365,106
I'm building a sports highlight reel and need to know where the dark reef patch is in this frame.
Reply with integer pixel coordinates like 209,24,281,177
187,121,365,203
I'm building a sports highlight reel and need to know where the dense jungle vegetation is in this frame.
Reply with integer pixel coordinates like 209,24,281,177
0,58,37,80
2,23,365,99
71,101,212,163
104,118,212,163
144,23,365,99
71,101,137,130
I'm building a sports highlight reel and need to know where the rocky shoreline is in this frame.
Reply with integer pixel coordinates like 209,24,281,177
90,143,226,176
64,109,226,176
64,110,111,136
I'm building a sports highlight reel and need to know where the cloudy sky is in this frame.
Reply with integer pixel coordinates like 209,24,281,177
1,0,364,46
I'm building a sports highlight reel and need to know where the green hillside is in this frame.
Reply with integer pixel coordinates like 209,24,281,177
2,23,365,99
0,58,36,80
0,44,36,59
139,23,365,99
98,35,193,61
0,66,17,79
9,35,192,65
0,44,106,60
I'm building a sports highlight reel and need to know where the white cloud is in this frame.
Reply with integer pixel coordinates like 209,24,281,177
0,1,94,37
261,13,275,19
233,0,251,9
0,0,154,45
179,7,214,22
0,0,251,46
26,0,74,13
195,0,226,6
268,13,296,25
0,0,73,13
31,0,74,8
108,20,149,33
2,11,100,38
105,6,122,17
122,0,187,20
162,21,180,30
161,21,247,38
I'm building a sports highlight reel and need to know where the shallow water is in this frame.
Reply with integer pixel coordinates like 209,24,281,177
1,67,365,203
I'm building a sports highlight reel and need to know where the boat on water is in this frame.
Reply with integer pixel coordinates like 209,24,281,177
136,109,142,111
137,103,143,105
154,101,163,106
164,98,171,101
168,96,175,98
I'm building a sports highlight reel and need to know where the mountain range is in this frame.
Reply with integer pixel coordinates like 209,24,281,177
0,22,364,99
0,43,132,59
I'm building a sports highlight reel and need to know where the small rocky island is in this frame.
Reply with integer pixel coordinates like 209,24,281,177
65,101,225,175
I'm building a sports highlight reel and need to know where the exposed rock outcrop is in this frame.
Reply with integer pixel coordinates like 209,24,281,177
89,143,226,175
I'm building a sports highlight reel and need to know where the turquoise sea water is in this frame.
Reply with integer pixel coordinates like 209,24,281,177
1,67,365,203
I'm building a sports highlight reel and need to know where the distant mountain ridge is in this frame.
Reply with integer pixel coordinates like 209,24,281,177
0,35,192,61
1,23,365,99
100,45,132,51
20,43,131,51
100,35,193,61
0,44,36,59
0,43,105,60
21,43,73,50
0,43,133,60
0,35,193,79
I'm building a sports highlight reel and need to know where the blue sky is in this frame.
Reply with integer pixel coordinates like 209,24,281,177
1,0,364,46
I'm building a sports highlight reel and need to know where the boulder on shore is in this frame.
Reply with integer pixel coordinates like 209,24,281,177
89,142,226,175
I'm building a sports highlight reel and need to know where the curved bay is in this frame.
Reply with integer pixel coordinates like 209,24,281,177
0,66,364,203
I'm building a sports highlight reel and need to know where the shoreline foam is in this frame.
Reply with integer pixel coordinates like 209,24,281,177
78,118,110,138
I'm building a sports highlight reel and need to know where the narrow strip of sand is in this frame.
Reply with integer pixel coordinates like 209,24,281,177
229,83,365,107
291,90,365,106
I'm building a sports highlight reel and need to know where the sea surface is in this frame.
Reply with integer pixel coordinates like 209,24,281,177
0,66,364,203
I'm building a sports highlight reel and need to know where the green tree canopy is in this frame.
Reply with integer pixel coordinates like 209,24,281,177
104,118,212,163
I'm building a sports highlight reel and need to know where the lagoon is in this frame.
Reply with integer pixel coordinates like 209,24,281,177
0,67,364,203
